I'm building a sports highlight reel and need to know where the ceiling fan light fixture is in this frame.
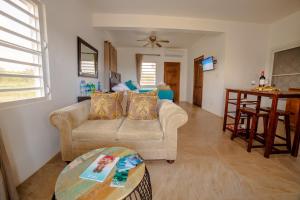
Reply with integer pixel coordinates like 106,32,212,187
137,34,170,48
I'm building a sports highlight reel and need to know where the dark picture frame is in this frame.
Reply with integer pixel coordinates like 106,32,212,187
77,37,98,78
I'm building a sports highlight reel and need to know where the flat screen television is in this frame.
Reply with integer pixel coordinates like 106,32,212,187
202,56,214,71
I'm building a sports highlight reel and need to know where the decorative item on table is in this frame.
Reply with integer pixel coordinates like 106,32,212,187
80,80,86,96
259,70,266,87
86,83,96,95
252,70,279,92
85,83,91,96
110,154,143,188
97,81,101,91
116,154,143,172
91,83,96,93
79,154,119,182
110,169,129,188
80,82,96,96
253,86,280,92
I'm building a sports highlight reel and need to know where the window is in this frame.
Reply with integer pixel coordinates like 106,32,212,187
0,0,48,105
271,46,300,90
140,62,156,87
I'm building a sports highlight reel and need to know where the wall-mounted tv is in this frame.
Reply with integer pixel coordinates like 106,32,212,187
202,56,215,71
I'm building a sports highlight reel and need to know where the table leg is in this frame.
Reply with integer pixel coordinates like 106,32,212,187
292,103,300,157
231,92,242,139
264,95,278,158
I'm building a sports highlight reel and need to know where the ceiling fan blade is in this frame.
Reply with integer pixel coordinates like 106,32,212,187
137,39,148,42
143,42,149,47
156,43,162,48
157,40,170,43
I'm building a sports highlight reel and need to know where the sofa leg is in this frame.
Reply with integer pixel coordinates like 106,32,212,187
166,160,175,164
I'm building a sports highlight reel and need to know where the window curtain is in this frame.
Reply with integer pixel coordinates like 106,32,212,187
135,54,143,85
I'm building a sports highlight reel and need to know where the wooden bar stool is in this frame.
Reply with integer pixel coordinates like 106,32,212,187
260,107,292,153
223,89,260,135
234,107,269,152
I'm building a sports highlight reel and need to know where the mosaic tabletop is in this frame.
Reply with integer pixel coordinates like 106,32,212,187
55,147,145,200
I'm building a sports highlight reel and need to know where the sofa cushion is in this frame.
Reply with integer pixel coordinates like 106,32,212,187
128,95,158,120
116,92,124,117
89,92,123,120
117,118,163,140
72,118,124,141
126,90,157,114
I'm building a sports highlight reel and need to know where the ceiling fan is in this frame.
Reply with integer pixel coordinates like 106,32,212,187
137,34,170,48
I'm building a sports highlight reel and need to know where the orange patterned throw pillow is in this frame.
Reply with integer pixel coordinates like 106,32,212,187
116,92,124,118
89,92,123,120
128,95,158,120
126,90,157,114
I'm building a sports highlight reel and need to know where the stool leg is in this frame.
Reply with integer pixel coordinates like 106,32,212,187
231,109,241,140
263,115,269,144
284,115,292,152
247,115,258,152
273,113,279,142
246,116,251,139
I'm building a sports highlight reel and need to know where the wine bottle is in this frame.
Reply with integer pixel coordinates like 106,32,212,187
259,71,266,87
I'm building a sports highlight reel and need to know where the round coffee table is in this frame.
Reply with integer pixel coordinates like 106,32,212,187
53,147,152,200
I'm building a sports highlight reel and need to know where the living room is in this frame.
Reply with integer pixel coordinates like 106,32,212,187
0,0,300,199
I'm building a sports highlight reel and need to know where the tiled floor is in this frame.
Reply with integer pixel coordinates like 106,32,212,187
18,102,300,200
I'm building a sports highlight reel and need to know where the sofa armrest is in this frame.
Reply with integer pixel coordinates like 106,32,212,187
158,101,188,160
49,100,90,161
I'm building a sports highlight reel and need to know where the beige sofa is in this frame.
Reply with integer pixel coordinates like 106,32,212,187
50,100,188,162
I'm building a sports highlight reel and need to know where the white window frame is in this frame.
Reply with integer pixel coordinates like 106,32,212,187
0,0,50,110
140,62,157,88
269,41,300,85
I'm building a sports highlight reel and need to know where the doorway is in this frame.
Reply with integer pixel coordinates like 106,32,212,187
193,56,203,107
164,62,180,102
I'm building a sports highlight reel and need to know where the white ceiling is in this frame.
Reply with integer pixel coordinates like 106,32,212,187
90,0,300,24
106,29,217,48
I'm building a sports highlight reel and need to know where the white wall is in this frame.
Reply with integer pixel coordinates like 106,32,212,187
187,34,226,116
0,0,110,184
117,47,188,101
